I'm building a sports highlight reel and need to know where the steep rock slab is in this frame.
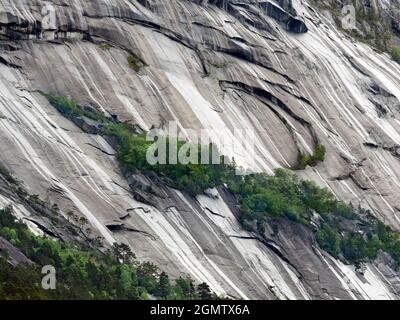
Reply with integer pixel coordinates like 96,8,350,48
0,0,400,299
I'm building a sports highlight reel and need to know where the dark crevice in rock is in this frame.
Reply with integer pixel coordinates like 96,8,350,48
163,205,183,212
205,207,226,218
369,98,389,118
331,170,371,191
85,143,116,156
330,170,357,182
0,55,22,69
119,212,130,220
259,1,308,33
191,21,267,49
105,222,156,240
112,180,132,193
220,80,314,132
131,190,159,207
364,142,400,158
345,54,371,77
23,217,62,240
219,80,319,154
127,207,151,214
350,175,371,191
228,233,303,278
330,157,366,182
265,79,311,104
1,9,292,82
202,0,307,34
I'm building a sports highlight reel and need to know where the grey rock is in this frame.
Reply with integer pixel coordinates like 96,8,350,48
73,116,102,135
0,0,400,299
0,237,33,267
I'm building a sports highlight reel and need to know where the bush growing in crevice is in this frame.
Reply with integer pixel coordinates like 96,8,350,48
297,144,326,169
127,53,147,72
41,93,107,123
390,46,400,63
99,43,112,50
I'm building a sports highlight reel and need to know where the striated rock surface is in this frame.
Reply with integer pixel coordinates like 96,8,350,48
1,0,400,299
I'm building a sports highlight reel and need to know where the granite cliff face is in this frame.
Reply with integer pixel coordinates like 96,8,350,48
1,0,400,299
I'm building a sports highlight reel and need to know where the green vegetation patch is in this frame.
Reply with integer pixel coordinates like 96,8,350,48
44,94,400,268
0,204,219,300
390,46,400,63
127,53,146,72
228,169,400,267
110,127,231,196
42,93,107,123
99,43,112,50
297,144,326,169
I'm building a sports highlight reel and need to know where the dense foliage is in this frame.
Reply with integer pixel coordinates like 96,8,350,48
390,46,400,63
127,53,146,72
227,169,351,229
43,93,107,122
228,169,400,267
108,123,232,195
44,94,400,268
297,144,326,169
0,206,218,300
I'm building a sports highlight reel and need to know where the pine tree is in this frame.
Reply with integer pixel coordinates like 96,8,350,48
156,272,171,299
197,282,213,300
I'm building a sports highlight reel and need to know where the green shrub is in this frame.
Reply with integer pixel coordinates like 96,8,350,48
313,144,326,162
316,224,341,257
365,235,384,259
99,43,111,50
47,94,81,118
228,169,338,224
127,54,144,72
390,46,400,63
43,93,107,122
297,144,326,169
113,130,230,195
298,153,311,170
44,94,229,195
341,233,367,264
